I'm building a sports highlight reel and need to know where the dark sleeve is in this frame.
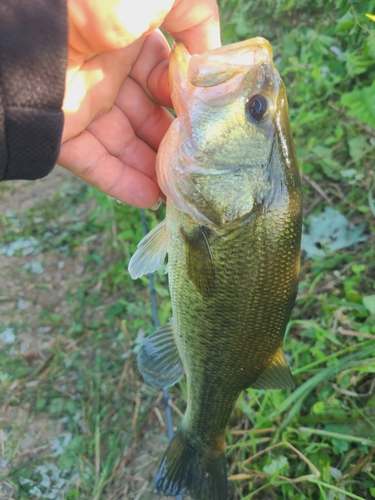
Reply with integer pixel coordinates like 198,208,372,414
0,0,67,181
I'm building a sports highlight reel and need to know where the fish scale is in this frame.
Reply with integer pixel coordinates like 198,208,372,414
160,197,300,489
128,36,302,500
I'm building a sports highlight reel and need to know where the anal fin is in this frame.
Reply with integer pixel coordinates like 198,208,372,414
251,347,295,390
128,219,167,279
137,320,184,389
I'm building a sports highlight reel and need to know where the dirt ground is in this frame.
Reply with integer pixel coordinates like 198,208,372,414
0,167,181,500
0,168,85,499
0,168,86,333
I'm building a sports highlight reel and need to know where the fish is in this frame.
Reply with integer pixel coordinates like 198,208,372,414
128,37,302,500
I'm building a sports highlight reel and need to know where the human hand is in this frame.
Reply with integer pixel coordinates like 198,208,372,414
58,0,220,208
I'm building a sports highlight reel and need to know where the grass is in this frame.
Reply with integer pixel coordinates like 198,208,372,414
0,181,164,499
1,0,375,499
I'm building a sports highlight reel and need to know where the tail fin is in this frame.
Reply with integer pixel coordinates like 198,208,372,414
154,429,227,500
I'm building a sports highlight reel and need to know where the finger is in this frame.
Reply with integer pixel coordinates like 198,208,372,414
86,104,157,182
58,132,160,208
147,59,171,108
162,0,221,54
62,38,143,143
68,0,220,56
68,0,175,52
115,77,174,152
130,31,172,108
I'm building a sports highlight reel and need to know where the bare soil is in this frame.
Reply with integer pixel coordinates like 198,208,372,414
0,167,179,500
0,168,87,498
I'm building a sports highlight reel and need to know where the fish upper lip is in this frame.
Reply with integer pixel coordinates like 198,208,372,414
196,37,273,63
170,38,275,112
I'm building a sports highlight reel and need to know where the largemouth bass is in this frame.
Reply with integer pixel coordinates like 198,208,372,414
129,37,302,500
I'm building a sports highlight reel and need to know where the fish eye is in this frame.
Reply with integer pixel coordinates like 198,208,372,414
246,94,269,122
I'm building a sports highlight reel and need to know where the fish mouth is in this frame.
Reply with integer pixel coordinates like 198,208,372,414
171,37,273,73
169,37,274,114
188,37,273,78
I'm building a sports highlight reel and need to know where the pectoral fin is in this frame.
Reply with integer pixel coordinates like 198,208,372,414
137,320,184,389
251,347,295,390
128,219,168,279
181,226,216,298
